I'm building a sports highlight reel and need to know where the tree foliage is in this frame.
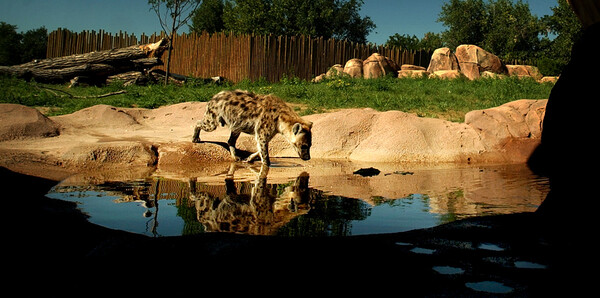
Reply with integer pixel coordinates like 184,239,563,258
189,0,225,34
148,0,202,84
540,0,583,69
190,0,375,43
437,0,546,61
482,0,545,61
386,32,445,51
432,0,582,75
438,0,488,49
0,22,47,66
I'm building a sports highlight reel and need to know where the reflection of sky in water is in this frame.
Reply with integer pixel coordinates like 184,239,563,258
46,191,185,237
350,194,440,235
46,189,440,237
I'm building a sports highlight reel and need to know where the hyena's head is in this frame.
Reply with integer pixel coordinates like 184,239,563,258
290,122,312,161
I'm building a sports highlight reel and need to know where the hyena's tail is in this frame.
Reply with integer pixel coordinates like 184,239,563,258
192,102,219,143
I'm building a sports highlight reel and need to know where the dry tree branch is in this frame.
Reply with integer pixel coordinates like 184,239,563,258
35,84,127,99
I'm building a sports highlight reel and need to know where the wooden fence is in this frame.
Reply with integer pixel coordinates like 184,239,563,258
47,28,433,82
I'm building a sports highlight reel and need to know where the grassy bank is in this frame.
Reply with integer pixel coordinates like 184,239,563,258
0,75,554,122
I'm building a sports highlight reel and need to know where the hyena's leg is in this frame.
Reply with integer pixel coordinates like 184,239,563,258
244,132,271,166
257,137,270,166
227,131,241,161
192,109,218,143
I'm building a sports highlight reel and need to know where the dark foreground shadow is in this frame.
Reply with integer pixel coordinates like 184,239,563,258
528,22,600,232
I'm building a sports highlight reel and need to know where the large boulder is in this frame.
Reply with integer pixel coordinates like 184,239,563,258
539,76,558,84
426,47,460,73
0,104,60,141
505,65,543,80
455,45,506,80
401,64,426,71
398,64,429,78
326,64,345,77
465,99,547,162
362,53,399,79
429,70,462,80
343,58,363,78
398,69,430,78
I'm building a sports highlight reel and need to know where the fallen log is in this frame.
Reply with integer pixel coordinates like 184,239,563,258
0,64,116,83
0,38,168,84
20,39,168,69
106,69,187,86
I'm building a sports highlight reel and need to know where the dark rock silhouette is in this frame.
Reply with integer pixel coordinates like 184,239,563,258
530,14,600,228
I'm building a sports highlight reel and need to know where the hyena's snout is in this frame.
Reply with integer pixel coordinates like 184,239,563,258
291,122,312,161
298,144,311,160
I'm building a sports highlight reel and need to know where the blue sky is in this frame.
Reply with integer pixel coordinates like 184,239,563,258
1,0,558,45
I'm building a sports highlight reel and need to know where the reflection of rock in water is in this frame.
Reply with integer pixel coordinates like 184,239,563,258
189,165,313,235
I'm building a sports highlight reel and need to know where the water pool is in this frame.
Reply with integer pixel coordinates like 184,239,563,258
46,161,549,237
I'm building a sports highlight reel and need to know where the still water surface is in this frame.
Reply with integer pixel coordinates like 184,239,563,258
46,161,549,237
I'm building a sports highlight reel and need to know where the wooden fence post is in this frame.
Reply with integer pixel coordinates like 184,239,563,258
46,29,433,82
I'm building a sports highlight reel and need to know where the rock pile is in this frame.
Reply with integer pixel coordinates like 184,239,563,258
313,53,400,82
315,44,558,83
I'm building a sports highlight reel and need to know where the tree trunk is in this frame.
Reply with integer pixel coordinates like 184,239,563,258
164,39,173,86
164,2,179,86
0,38,168,84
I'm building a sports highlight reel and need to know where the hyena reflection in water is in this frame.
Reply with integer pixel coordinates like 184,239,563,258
188,164,312,234
192,90,313,166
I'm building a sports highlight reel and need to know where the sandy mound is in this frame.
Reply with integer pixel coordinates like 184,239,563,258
0,99,547,178
306,108,485,163
0,104,60,141
53,104,142,130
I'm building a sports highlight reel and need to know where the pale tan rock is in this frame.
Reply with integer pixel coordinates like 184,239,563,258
401,64,426,71
398,69,430,78
362,53,399,79
481,71,506,79
455,45,506,80
426,47,460,73
465,99,547,162
539,76,559,83
343,58,363,78
506,65,543,80
312,73,326,82
429,70,462,79
326,64,345,77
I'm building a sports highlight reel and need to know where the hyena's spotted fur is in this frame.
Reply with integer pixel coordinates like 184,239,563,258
192,90,312,165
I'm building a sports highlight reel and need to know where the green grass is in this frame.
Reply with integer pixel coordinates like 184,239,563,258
0,74,554,122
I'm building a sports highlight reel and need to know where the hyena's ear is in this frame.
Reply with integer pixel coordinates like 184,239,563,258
293,123,302,135
307,121,313,129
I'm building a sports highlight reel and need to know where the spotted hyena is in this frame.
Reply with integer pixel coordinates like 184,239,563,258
192,90,312,166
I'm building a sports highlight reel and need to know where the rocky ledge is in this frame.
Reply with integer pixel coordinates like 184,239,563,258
0,99,546,179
